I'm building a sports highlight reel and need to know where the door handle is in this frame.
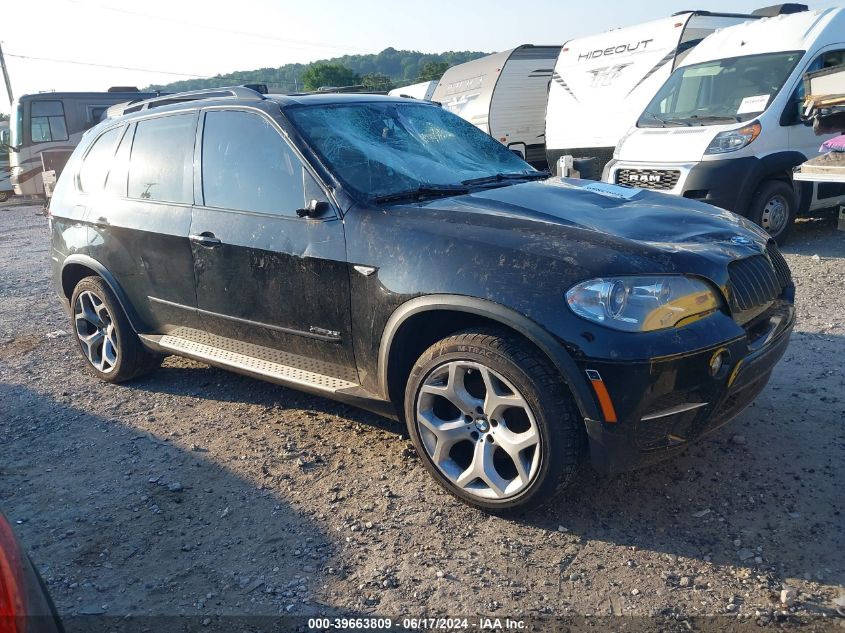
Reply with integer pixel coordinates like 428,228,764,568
189,232,222,247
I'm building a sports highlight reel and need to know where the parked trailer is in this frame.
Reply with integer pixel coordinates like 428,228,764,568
388,80,438,100
431,45,561,169
545,5,806,178
605,7,845,244
8,89,157,196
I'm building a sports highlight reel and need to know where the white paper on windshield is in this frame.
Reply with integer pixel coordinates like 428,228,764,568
737,94,770,114
581,181,641,200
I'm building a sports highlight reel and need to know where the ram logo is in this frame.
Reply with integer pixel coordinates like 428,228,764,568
628,173,662,183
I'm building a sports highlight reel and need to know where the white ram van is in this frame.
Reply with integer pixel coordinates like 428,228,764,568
604,8,845,243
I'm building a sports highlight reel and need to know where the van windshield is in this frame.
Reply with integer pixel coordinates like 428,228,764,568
287,101,537,200
638,51,803,127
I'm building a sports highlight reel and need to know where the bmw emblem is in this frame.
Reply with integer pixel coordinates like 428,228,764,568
729,236,753,246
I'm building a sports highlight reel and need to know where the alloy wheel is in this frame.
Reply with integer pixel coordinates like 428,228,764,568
74,290,118,373
760,194,789,236
415,361,541,500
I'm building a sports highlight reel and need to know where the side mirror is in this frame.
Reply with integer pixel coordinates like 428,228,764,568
296,199,330,218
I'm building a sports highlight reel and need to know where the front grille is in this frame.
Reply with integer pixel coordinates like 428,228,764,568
727,245,790,315
615,169,680,190
766,242,792,287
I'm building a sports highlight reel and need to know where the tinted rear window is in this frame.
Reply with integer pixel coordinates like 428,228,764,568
128,114,196,203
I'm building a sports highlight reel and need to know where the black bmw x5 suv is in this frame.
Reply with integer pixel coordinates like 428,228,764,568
49,86,794,512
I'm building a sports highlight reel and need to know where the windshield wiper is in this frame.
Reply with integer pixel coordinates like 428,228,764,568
373,184,470,204
461,171,550,186
641,111,691,127
684,114,742,124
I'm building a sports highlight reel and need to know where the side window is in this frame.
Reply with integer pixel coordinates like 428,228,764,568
128,114,196,204
87,105,109,129
78,126,123,193
31,101,68,143
819,49,845,69
783,49,845,126
201,110,312,215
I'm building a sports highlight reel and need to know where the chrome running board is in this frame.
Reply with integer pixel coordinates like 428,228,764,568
146,327,358,393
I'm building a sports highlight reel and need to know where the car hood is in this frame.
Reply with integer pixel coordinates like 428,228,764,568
409,177,769,255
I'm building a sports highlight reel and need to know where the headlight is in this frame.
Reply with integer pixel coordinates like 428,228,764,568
704,120,761,155
565,276,721,332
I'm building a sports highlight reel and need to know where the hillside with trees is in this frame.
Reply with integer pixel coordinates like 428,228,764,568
146,48,488,93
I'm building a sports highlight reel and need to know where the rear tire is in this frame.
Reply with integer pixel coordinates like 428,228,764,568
748,180,796,245
403,327,583,513
0,191,10,203
70,276,161,383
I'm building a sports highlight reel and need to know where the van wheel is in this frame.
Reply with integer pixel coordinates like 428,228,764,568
0,191,10,203
404,328,583,513
748,180,796,245
70,276,161,383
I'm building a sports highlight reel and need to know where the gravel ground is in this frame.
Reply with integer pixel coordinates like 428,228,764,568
1,201,843,628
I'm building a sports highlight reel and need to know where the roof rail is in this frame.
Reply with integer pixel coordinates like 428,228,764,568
105,85,267,119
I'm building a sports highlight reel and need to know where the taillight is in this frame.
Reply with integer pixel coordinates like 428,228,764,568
0,514,26,633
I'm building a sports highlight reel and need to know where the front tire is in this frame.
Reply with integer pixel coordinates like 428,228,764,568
404,328,583,513
70,276,160,383
748,180,796,245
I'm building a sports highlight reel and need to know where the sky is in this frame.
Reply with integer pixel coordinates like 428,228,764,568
2,0,840,114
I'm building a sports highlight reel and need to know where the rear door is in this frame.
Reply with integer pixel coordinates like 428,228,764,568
190,107,356,380
86,112,201,332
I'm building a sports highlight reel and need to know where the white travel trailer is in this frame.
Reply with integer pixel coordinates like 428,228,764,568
8,89,156,196
606,7,845,243
388,80,438,100
432,45,561,168
544,7,807,178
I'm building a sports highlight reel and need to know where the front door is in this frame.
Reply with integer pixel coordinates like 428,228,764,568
189,108,356,381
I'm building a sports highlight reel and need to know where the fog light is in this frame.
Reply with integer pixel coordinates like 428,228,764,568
709,349,729,377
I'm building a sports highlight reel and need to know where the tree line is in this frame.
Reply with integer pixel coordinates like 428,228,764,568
146,48,488,93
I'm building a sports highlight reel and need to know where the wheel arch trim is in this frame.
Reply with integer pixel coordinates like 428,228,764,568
377,294,599,421
61,254,145,333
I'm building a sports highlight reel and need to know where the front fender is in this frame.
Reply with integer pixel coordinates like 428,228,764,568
377,294,600,421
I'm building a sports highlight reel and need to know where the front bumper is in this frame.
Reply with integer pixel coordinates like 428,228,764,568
582,298,794,474
604,156,762,216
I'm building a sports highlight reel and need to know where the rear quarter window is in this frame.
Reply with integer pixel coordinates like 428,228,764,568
78,126,123,193
128,114,196,204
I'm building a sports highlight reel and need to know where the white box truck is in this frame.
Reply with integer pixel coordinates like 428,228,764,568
543,9,788,179
605,7,845,243
431,45,561,168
